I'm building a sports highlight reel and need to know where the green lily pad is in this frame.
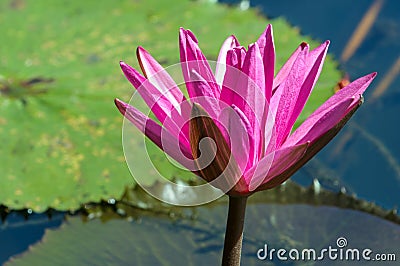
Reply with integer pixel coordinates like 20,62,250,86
6,202,399,266
0,0,341,212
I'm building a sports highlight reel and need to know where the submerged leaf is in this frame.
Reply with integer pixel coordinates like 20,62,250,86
6,203,400,266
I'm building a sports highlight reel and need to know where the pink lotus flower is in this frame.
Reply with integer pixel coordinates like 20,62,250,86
115,24,376,196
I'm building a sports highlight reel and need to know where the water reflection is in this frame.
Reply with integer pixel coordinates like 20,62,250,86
221,0,400,209
0,211,64,263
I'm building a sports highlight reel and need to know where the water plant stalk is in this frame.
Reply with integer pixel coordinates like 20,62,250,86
222,196,248,266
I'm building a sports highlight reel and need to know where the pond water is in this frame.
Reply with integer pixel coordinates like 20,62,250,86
220,0,400,209
0,212,64,264
1,0,399,265
5,203,400,265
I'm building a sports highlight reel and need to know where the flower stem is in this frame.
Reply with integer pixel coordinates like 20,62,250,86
222,195,248,266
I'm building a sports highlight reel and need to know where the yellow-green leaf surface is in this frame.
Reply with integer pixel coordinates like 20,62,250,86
0,0,341,212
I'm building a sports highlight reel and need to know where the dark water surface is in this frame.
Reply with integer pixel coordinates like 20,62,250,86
220,0,400,209
0,212,64,264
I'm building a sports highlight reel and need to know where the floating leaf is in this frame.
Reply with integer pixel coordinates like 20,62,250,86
6,202,399,266
0,0,341,211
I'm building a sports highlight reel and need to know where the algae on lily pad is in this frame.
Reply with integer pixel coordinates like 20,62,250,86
0,0,341,212
6,203,399,266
